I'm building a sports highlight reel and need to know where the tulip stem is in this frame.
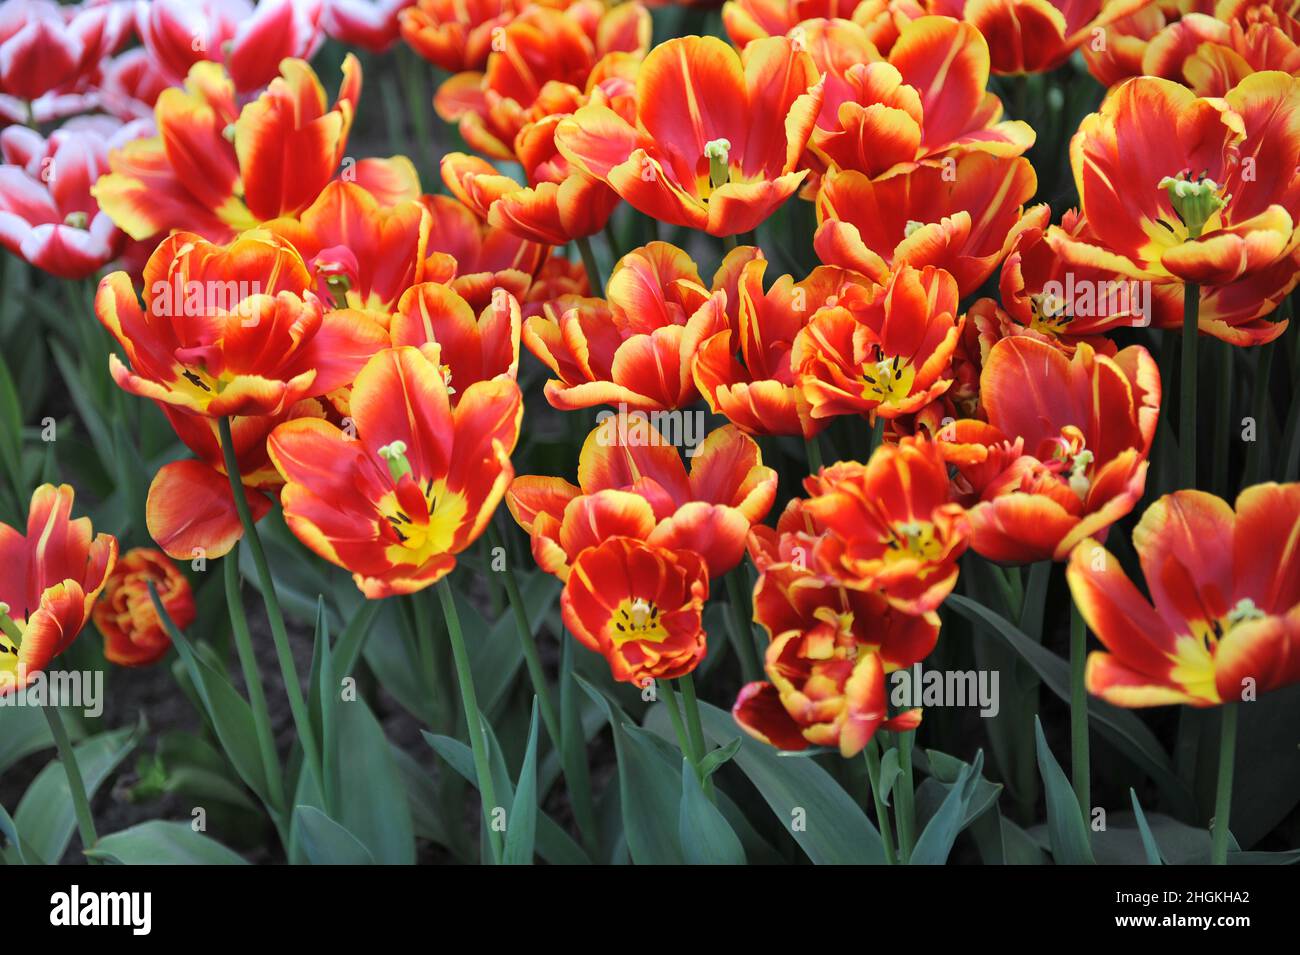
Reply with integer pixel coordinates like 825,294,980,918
1180,283,1200,488
224,556,286,816
436,577,505,865
1211,703,1238,864
863,739,897,864
725,566,763,683
575,236,604,297
43,705,98,857
1070,598,1091,823
660,677,696,764
804,434,824,474
678,673,713,798
894,730,916,863
217,417,323,795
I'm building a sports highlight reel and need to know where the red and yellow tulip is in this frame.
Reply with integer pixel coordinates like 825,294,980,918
268,346,522,598
91,548,194,667
1068,483,1300,707
507,411,778,580
939,335,1160,563
0,485,117,695
562,536,709,684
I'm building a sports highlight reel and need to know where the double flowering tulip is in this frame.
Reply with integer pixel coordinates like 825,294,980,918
555,35,824,236
522,241,732,410
803,437,969,613
815,153,1044,295
1048,72,1300,344
0,116,148,279
809,16,1035,180
507,412,777,580
93,55,382,244
95,230,388,418
269,346,523,597
1068,483,1300,707
918,0,1150,74
732,508,933,755
91,548,195,667
434,1,651,160
0,485,117,694
694,255,867,437
136,0,326,94
1086,0,1299,94
562,537,709,684
939,336,1160,564
792,265,964,421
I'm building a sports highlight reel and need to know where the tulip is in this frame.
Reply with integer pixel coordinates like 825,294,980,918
0,0,130,104
92,548,195,667
322,0,412,51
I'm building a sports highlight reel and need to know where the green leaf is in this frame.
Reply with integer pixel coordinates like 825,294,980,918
644,698,885,864
503,699,541,865
1034,717,1094,865
86,821,248,865
331,698,415,864
292,806,376,865
0,704,55,774
949,594,1194,817
0,803,34,864
579,678,685,865
678,758,745,865
698,737,742,780
1129,789,1164,865
11,719,141,863
878,747,901,806
910,752,983,865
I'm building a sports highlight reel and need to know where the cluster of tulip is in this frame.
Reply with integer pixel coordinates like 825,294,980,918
0,0,1298,867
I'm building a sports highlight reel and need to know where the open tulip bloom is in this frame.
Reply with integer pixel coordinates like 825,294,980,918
4,0,1300,882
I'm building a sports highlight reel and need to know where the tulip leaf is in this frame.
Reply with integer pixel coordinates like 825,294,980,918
910,752,983,864
1129,789,1165,865
698,737,743,780
0,802,35,865
11,718,141,864
0,704,55,774
86,821,249,865
578,677,686,865
643,698,886,864
331,696,415,865
292,806,376,865
1033,717,1095,864
948,594,1194,817
878,747,901,806
503,699,541,865
679,758,746,865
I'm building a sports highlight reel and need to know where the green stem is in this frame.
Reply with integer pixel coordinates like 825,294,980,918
1180,283,1200,488
1070,598,1091,823
862,740,897,865
43,706,98,856
894,731,916,863
724,567,762,683
804,433,824,474
436,577,504,864
1212,340,1233,496
722,233,738,252
1243,341,1273,486
217,417,322,793
660,677,695,764
1211,703,1238,865
223,556,285,814
678,673,713,798
575,236,604,297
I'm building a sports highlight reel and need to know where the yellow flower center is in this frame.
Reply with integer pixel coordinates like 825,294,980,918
1029,291,1070,335
380,478,467,565
881,520,942,563
611,597,669,646
862,355,915,406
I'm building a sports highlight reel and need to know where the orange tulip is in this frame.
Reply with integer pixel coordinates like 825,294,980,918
268,346,522,598
434,1,651,160
722,0,917,52
507,412,778,580
92,56,392,244
810,16,1035,179
792,264,964,421
399,0,533,72
421,194,548,313
0,485,117,695
694,255,866,437
522,241,733,411
939,335,1160,564
92,548,194,667
803,436,969,613
733,516,932,755
554,35,825,236
815,153,1044,295
919,0,1151,74
562,537,709,684
96,230,388,418
1047,72,1300,344
1068,484,1300,707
